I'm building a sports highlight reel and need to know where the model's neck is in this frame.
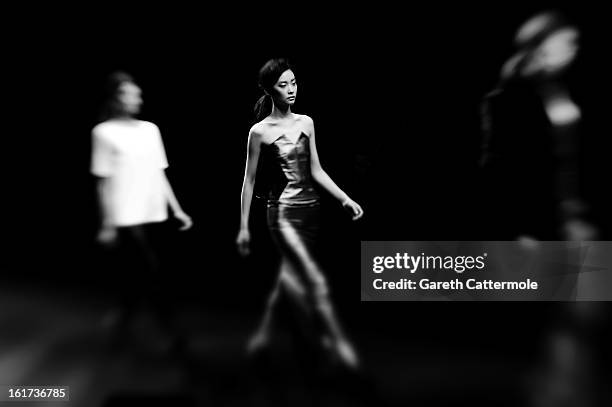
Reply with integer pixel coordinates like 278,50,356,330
269,103,292,120
112,114,137,122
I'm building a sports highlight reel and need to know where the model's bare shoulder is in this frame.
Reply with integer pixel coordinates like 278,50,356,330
296,114,313,125
296,114,315,136
248,122,267,143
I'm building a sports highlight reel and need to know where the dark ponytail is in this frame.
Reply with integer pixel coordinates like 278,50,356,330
253,58,293,123
253,93,273,123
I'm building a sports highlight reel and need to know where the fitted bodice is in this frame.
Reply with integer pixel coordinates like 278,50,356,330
260,132,320,207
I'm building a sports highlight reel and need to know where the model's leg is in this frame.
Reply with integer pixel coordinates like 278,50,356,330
536,302,606,407
124,224,161,274
247,257,312,353
272,210,359,369
247,270,282,354
125,224,183,350
103,226,145,347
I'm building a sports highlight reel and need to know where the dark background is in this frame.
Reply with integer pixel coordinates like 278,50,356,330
4,2,612,405
8,5,611,291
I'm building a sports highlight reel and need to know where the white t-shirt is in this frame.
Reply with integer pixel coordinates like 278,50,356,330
91,120,169,227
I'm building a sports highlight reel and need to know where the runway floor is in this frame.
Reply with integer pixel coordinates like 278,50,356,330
1,280,609,407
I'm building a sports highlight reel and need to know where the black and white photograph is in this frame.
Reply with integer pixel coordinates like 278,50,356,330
4,3,612,406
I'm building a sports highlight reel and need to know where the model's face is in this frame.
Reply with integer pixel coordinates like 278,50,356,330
532,28,580,75
117,82,143,115
270,69,297,106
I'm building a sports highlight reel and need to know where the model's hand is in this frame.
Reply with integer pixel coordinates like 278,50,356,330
174,211,193,231
517,235,540,251
342,198,364,221
236,228,251,257
97,226,118,247
562,219,598,242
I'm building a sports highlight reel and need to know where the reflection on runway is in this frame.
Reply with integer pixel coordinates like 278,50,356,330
1,280,610,406
0,281,379,406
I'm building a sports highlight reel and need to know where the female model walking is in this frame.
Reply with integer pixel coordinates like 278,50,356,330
237,58,363,370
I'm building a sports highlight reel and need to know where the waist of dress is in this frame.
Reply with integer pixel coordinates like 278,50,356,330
266,198,320,208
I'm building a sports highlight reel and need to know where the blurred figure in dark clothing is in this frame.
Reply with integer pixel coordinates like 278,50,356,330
480,10,608,407
480,10,597,243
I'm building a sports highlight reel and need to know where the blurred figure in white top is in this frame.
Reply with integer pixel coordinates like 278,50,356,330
91,71,192,353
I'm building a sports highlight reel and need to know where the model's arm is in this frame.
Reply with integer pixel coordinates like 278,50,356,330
149,123,192,230
91,126,119,245
161,171,193,230
95,176,118,245
306,116,363,220
237,127,263,256
96,177,113,225
544,91,582,213
479,90,502,169
543,90,597,240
